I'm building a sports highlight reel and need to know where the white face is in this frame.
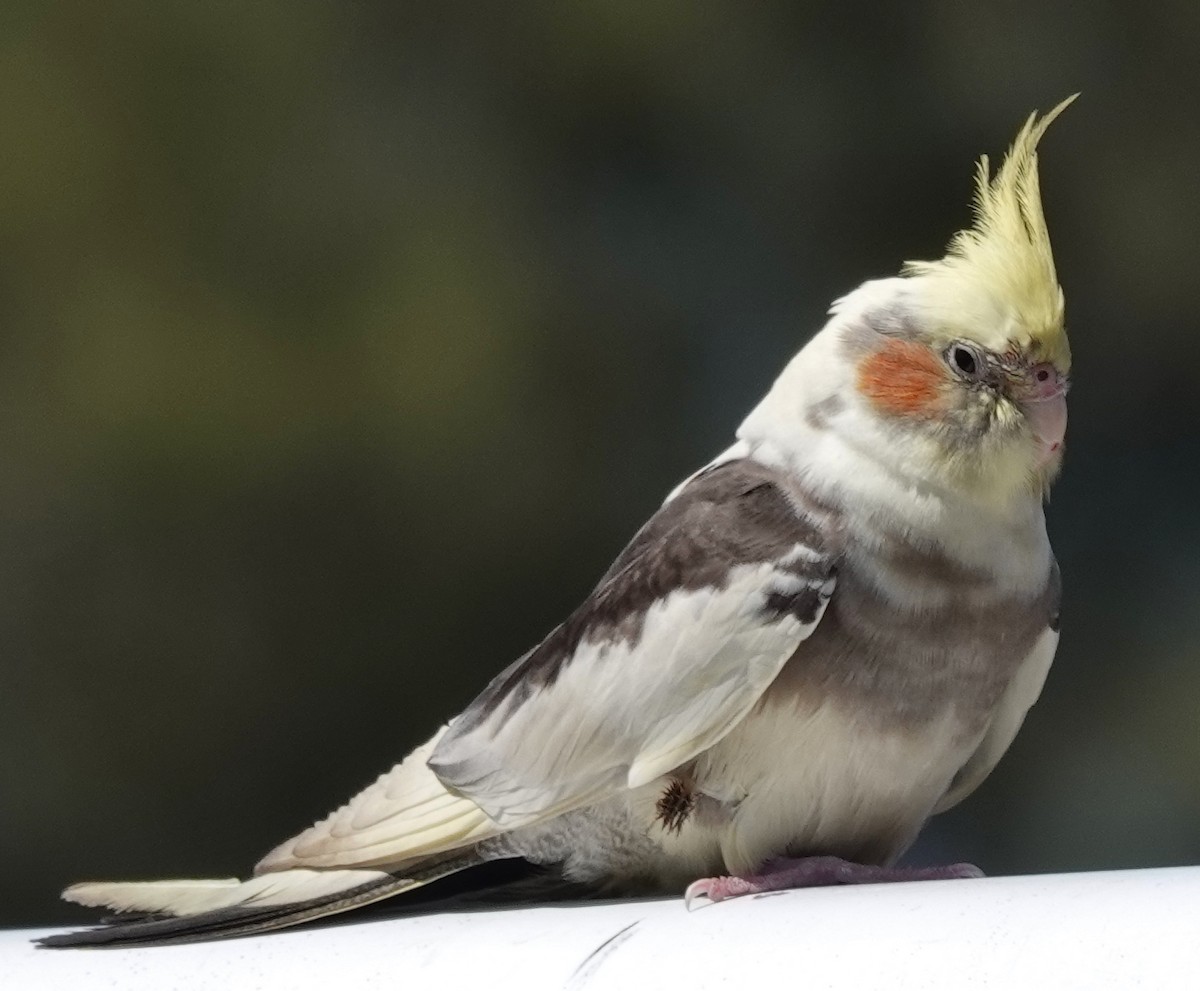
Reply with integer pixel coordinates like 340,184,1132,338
843,295,1069,496
738,279,1069,505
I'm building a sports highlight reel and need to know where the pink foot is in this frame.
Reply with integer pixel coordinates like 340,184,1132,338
684,856,984,909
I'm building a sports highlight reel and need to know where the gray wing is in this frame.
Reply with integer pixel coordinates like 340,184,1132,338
428,458,836,828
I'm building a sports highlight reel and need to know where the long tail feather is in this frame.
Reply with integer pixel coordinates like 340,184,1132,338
40,852,484,948
60,869,387,917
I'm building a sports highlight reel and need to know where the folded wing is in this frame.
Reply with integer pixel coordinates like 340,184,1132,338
428,459,836,827
48,458,836,945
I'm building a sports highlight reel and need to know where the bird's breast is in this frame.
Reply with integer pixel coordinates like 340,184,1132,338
669,530,1057,876
687,693,977,874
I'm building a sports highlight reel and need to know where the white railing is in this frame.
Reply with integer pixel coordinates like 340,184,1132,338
4,866,1198,989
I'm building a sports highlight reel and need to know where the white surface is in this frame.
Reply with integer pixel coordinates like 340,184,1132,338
5,867,1199,989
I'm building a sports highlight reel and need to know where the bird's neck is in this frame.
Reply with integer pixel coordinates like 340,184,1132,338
750,428,1049,592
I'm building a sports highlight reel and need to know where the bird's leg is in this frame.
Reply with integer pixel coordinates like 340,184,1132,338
684,856,983,909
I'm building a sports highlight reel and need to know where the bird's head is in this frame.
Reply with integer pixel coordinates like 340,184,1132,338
745,98,1074,508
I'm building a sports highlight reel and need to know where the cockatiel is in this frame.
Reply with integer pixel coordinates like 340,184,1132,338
44,98,1074,947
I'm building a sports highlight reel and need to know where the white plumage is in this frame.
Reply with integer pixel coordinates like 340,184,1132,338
48,99,1074,946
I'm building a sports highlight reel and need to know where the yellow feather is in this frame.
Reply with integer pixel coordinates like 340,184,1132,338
903,96,1077,370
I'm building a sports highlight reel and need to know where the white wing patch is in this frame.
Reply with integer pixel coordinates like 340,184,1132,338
431,558,834,828
254,728,500,873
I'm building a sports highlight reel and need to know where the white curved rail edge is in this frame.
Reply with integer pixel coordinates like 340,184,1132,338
5,867,1198,989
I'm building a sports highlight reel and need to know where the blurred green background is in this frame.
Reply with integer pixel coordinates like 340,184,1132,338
4,2,1199,927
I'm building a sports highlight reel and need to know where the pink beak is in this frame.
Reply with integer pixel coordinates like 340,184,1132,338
1022,362,1068,464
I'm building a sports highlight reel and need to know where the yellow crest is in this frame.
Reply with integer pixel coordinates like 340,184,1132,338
903,96,1076,369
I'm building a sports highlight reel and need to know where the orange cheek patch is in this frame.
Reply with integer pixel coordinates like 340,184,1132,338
856,339,949,418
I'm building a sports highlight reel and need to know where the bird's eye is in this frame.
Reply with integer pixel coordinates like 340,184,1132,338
946,343,985,380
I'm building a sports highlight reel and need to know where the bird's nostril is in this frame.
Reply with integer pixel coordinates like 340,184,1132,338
1036,369,1050,382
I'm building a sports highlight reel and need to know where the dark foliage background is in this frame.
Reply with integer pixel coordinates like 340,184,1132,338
4,1,1199,926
